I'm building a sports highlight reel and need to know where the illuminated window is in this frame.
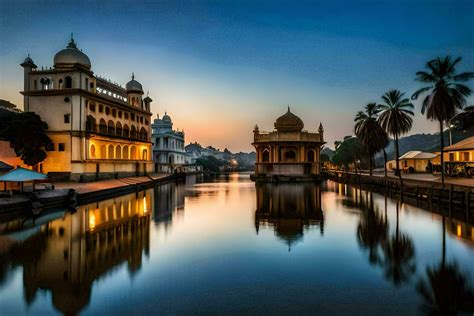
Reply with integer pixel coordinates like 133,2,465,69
108,144,114,159
115,145,122,159
90,144,96,158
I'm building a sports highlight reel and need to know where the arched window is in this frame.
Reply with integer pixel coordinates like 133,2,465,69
142,149,147,160
139,127,147,140
123,145,129,159
86,115,96,132
99,119,107,134
112,109,117,117
262,149,270,162
123,124,130,138
130,125,137,139
107,120,115,135
108,144,114,159
105,107,110,115
90,144,96,158
58,79,64,89
130,146,137,159
100,145,106,159
65,76,72,89
307,150,315,162
115,145,122,159
116,122,122,137
284,150,296,162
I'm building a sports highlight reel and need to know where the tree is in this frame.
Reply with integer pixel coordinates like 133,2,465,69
354,103,389,176
331,137,367,170
412,56,474,187
0,112,52,166
378,90,414,187
451,105,474,132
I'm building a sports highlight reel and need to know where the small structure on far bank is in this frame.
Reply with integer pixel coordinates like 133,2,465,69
251,107,325,182
443,136,474,177
387,151,438,173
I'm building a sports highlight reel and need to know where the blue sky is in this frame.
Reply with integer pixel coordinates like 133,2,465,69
1,0,473,151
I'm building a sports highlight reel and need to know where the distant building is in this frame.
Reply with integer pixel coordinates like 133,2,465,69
387,151,438,173
151,112,186,173
251,107,325,181
20,36,153,181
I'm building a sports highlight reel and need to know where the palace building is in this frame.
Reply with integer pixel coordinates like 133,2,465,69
20,36,153,181
251,107,325,181
151,112,186,173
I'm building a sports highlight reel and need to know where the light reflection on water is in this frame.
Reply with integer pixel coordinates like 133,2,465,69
0,173,473,315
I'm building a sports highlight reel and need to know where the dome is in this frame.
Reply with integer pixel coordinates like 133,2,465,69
274,107,304,132
54,37,91,69
162,112,172,123
126,73,143,94
21,54,37,68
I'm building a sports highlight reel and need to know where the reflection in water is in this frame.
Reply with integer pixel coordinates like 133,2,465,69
153,182,185,226
255,183,324,250
2,190,152,315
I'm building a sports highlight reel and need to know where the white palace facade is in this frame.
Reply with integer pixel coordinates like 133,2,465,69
20,36,153,181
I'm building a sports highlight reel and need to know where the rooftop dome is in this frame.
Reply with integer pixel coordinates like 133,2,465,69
126,73,143,94
54,35,91,69
21,54,37,68
274,107,304,132
162,112,172,123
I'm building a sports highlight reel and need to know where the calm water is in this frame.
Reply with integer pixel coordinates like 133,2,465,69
0,173,473,315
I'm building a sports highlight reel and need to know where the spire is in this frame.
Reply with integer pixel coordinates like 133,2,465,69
67,33,77,49
131,72,135,80
287,105,290,112
318,122,324,132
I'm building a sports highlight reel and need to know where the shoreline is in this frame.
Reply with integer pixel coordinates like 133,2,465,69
0,171,206,221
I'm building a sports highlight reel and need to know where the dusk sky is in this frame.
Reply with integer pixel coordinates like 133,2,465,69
1,0,473,152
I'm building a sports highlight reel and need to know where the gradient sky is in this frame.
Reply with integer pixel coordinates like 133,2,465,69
1,0,473,152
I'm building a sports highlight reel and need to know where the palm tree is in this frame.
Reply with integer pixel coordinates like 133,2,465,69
354,103,390,177
411,56,474,187
381,202,416,286
378,90,415,187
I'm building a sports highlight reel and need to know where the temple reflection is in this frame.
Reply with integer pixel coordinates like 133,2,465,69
255,183,324,249
5,190,152,315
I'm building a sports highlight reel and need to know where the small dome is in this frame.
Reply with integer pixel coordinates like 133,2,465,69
54,36,91,69
126,73,143,93
21,54,37,68
162,112,172,123
274,107,304,132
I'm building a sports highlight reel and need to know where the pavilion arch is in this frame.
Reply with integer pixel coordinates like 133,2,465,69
116,122,122,137
100,145,107,159
123,124,130,138
307,149,316,162
130,125,137,139
139,127,147,140
108,120,115,135
130,146,137,159
115,145,122,159
283,148,297,162
123,145,129,159
99,119,107,134
65,76,72,89
262,148,270,162
142,149,148,160
90,144,96,159
108,144,114,159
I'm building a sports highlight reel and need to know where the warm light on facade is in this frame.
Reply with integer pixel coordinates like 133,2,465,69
89,212,96,230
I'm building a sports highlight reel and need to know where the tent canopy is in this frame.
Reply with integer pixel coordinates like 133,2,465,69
0,167,48,182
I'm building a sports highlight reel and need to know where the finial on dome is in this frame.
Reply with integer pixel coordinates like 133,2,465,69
287,105,290,112
318,122,324,132
132,72,135,80
67,33,77,49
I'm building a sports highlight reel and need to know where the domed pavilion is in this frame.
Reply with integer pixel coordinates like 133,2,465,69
251,107,325,181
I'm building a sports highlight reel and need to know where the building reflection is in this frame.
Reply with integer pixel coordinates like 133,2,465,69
255,183,324,250
7,190,152,315
153,182,185,226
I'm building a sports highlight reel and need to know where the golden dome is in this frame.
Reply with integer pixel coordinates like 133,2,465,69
54,37,91,69
274,107,304,132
